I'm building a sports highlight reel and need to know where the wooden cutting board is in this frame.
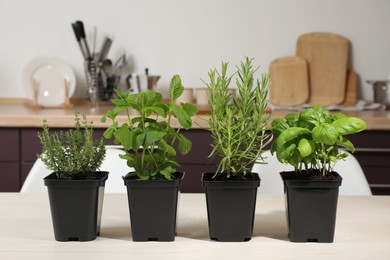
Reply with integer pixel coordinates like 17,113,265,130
296,32,349,106
340,69,358,106
269,56,309,106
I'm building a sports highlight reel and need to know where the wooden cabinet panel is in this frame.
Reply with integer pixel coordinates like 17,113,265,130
348,131,390,149
0,129,20,162
351,134,390,195
21,129,41,162
174,129,219,164
0,163,20,192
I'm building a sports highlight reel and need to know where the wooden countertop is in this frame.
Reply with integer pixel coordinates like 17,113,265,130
0,100,389,130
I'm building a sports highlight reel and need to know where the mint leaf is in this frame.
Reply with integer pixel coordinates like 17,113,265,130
113,124,133,150
169,75,184,100
172,105,192,129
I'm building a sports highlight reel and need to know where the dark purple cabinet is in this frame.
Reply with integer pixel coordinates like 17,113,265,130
348,131,390,195
1,127,390,194
0,129,20,191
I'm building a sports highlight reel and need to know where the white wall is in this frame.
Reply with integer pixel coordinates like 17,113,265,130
0,0,389,100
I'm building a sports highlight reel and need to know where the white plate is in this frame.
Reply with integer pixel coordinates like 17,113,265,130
22,57,76,106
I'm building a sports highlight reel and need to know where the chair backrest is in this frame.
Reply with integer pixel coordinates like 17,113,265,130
252,150,372,196
20,147,131,193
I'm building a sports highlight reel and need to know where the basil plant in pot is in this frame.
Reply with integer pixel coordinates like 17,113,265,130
38,114,107,242
202,57,272,242
271,105,366,242
101,75,197,241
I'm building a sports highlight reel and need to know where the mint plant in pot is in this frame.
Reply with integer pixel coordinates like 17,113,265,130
102,75,197,241
38,114,107,242
271,105,366,242
202,57,272,242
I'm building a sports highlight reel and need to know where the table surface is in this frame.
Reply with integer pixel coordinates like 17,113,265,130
0,193,389,260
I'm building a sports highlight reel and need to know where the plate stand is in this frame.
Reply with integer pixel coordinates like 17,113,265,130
24,78,73,110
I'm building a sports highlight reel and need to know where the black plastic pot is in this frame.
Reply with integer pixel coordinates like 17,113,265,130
281,172,342,243
44,171,109,242
124,172,184,242
202,172,260,242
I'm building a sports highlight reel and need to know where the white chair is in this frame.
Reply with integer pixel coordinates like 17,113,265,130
21,147,132,193
252,150,372,196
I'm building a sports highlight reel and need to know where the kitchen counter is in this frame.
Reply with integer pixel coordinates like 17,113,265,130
1,99,390,194
1,100,390,130
0,193,389,259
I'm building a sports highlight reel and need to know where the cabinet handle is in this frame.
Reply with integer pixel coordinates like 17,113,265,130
370,184,390,188
355,148,390,153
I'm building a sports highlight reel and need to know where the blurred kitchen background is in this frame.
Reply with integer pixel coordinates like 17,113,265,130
0,0,389,101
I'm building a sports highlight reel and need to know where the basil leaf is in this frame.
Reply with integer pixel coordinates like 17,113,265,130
276,127,310,148
312,124,338,145
337,136,355,152
332,117,366,135
297,138,315,158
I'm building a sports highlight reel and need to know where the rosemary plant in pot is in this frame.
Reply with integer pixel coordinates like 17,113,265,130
271,105,366,242
202,57,272,242
38,114,107,242
102,75,197,241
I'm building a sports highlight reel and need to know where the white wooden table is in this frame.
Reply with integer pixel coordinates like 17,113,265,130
0,193,389,259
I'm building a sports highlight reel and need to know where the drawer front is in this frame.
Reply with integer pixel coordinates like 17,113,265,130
348,131,390,149
0,129,20,162
174,129,220,164
0,162,20,192
21,129,41,162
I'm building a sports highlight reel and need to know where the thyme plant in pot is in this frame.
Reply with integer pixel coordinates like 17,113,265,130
202,57,272,242
38,114,107,242
101,74,197,241
271,105,366,242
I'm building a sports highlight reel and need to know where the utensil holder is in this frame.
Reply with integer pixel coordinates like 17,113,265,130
84,60,119,104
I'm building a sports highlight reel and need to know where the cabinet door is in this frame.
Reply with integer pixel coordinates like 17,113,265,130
0,129,20,192
21,129,42,162
0,163,20,192
174,129,219,164
0,129,20,161
348,131,390,195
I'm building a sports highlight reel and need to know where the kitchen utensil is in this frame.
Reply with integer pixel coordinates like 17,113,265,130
296,32,349,105
92,26,97,57
71,23,88,60
269,56,309,106
102,59,113,77
126,68,160,93
21,56,76,107
86,59,98,104
340,70,358,106
113,53,127,75
366,79,390,109
97,36,113,63
71,21,91,60
76,21,91,59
